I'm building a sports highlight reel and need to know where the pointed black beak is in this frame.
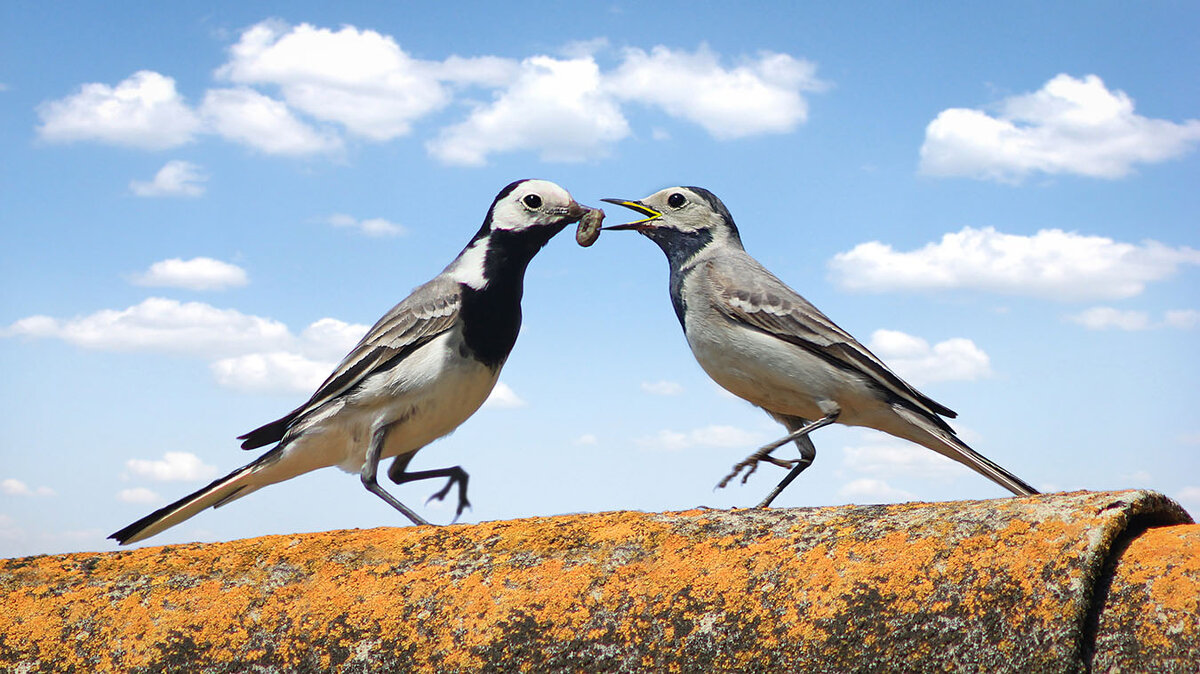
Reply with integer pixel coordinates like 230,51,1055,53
600,198,662,231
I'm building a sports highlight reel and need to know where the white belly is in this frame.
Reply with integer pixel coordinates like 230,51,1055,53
268,330,501,478
685,314,865,422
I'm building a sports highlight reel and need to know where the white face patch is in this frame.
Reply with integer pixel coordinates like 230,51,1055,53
489,179,576,232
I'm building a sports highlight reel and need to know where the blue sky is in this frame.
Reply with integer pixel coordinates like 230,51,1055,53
2,2,1198,557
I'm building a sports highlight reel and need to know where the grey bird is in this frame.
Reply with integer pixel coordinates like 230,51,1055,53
111,179,593,545
602,187,1036,506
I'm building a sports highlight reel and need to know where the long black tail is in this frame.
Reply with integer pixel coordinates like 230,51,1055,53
108,452,276,545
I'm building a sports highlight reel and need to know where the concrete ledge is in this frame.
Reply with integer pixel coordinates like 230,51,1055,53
1,490,1195,672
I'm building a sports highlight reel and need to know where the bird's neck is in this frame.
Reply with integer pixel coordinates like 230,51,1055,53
453,229,557,369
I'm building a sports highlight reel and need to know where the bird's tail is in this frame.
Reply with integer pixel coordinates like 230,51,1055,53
109,452,276,545
893,406,1038,497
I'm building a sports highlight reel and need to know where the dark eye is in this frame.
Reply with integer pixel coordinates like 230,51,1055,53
668,193,686,208
523,194,542,209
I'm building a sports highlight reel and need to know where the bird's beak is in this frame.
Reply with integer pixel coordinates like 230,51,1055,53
565,200,589,223
599,198,661,231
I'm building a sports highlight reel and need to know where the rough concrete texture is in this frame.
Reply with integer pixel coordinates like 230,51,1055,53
0,490,1194,673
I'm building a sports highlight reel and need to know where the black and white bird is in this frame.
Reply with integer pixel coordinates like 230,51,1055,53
602,187,1037,507
111,179,593,545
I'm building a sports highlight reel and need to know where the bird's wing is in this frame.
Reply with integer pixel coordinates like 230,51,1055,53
238,274,463,449
703,256,958,423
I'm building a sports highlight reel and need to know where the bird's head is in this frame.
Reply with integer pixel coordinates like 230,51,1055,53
483,179,590,240
602,187,743,261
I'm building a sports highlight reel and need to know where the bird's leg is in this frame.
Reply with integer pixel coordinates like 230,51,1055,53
361,426,432,526
388,453,472,521
753,413,839,508
716,413,838,490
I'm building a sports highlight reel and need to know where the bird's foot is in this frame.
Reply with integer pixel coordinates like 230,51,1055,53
424,469,472,521
716,452,798,489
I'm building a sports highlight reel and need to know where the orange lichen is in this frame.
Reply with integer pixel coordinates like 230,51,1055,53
0,490,1194,672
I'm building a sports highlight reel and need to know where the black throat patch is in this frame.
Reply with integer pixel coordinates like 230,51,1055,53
643,227,714,328
458,225,564,369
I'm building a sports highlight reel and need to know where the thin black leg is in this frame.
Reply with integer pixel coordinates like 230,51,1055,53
754,413,839,508
361,426,432,526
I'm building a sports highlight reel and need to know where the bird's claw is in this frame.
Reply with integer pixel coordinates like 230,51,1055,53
716,452,798,489
425,475,472,521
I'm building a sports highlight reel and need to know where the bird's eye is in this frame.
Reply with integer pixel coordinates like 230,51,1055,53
522,194,543,209
668,193,686,209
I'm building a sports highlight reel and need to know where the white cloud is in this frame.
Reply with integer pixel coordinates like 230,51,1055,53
130,160,207,197
201,87,342,156
217,21,453,141
37,23,824,165
133,257,248,291
608,45,823,139
868,329,991,385
841,433,971,481
638,424,763,452
641,380,684,396
212,317,368,393
126,451,219,482
117,487,162,504
837,478,915,503
1164,309,1200,329
482,381,527,409
829,226,1200,301
1,478,55,497
1066,306,1200,331
1065,306,1151,331
211,351,335,393
920,74,1200,182
328,213,408,237
36,70,201,149
574,434,599,446
4,301,368,394
429,54,630,166
3,297,292,357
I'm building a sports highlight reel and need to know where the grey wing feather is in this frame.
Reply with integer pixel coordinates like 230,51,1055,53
703,257,957,426
238,274,463,449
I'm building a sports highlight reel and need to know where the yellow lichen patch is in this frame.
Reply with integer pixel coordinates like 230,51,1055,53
1,491,1193,672
1095,524,1200,658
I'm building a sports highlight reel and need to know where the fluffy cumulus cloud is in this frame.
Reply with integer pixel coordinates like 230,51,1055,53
608,46,823,139
1065,306,1199,331
36,70,202,149
210,317,369,393
638,425,764,452
200,87,342,155
837,478,915,503
481,381,527,410
36,22,823,165
841,433,973,481
126,451,218,482
4,297,292,357
130,160,207,197
867,330,991,385
2,299,376,393
1,478,55,497
327,213,408,237
428,55,630,166
920,74,1200,182
117,487,161,504
216,21,454,141
829,226,1200,302
132,257,248,291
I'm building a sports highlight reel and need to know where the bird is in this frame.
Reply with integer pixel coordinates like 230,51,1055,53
601,186,1037,507
110,179,593,545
